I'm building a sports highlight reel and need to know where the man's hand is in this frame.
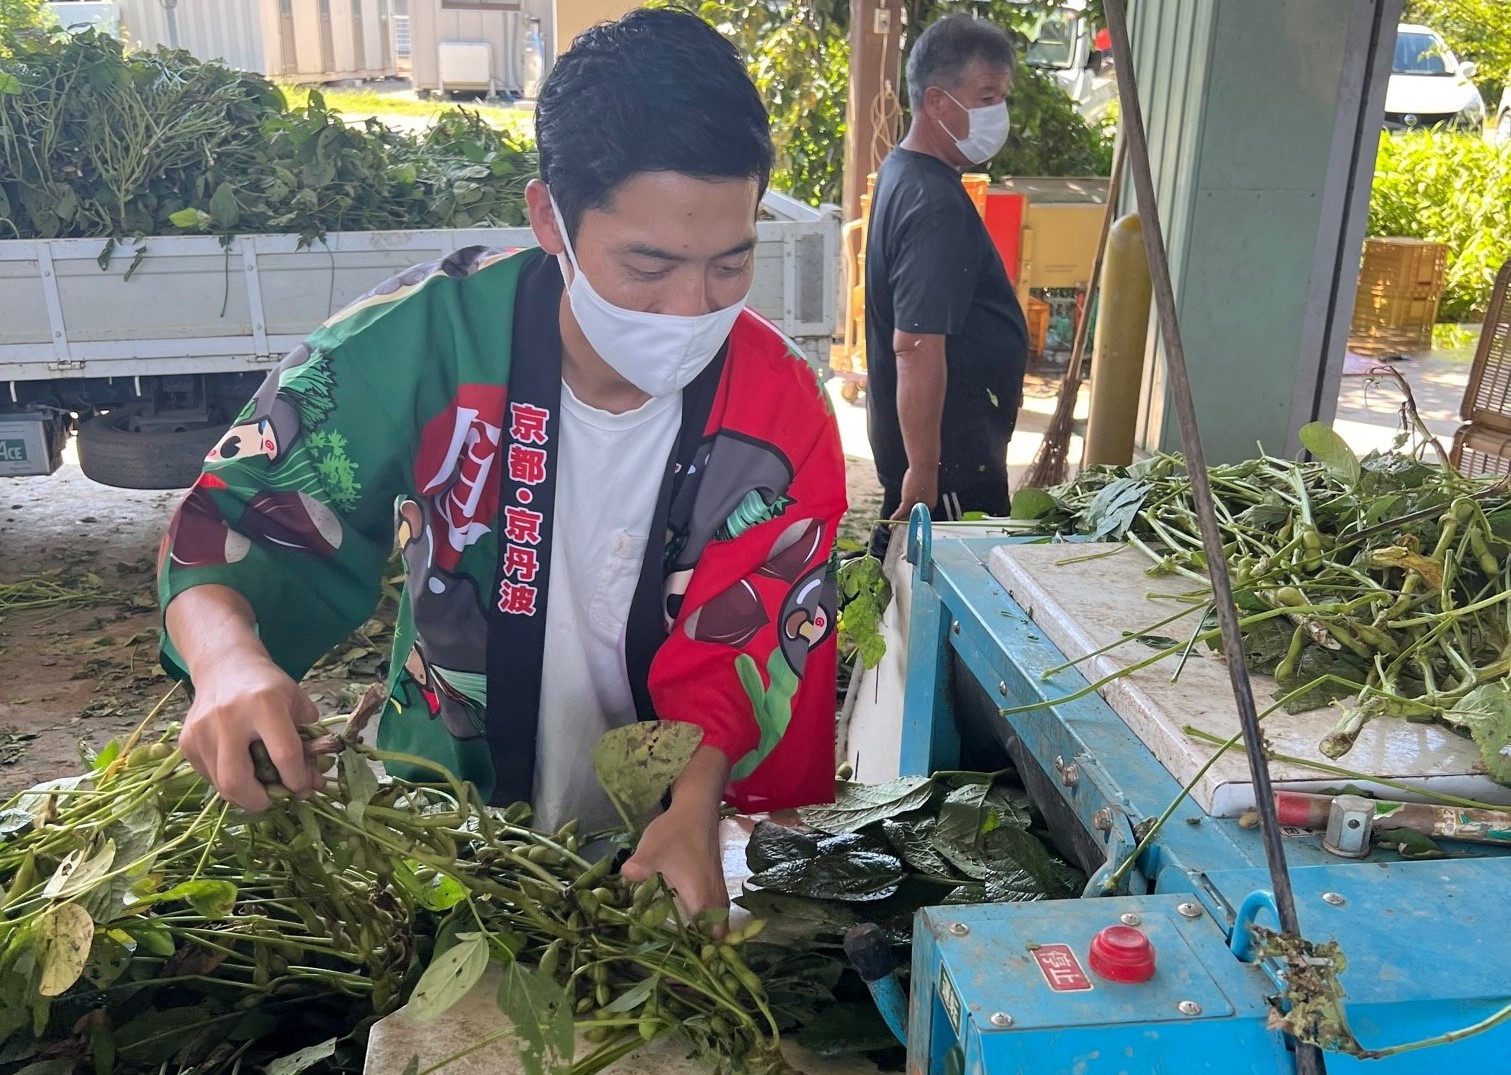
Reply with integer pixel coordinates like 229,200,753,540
621,800,726,928
890,465,939,520
621,743,731,934
167,584,324,812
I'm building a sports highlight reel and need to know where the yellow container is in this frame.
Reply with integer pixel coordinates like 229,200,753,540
962,172,990,219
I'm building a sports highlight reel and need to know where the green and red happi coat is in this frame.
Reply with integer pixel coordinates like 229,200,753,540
157,247,848,812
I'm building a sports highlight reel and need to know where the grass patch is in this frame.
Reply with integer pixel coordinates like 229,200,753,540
276,83,535,142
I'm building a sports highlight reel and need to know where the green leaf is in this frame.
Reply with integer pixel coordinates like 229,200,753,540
748,849,904,902
207,181,240,230
91,740,121,772
934,782,994,850
590,721,703,823
1080,476,1150,541
146,878,238,919
800,777,933,835
1298,423,1360,488
1446,683,1511,783
1009,488,1056,521
746,820,820,873
881,817,957,878
262,1038,338,1075
0,72,21,95
1373,827,1446,860
733,889,858,941
601,976,657,1014
84,929,132,988
409,932,490,1023
341,747,379,826
795,1000,901,1056
168,208,212,230
496,961,575,1075
37,903,94,997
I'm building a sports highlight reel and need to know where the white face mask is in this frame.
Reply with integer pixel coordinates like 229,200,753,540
549,191,747,398
940,91,1011,164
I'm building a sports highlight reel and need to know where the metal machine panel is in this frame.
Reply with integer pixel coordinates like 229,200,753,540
985,541,1511,816
1204,860,1511,1067
909,896,1287,1075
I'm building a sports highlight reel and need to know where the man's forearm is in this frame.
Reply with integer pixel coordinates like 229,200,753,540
165,584,271,683
894,333,948,473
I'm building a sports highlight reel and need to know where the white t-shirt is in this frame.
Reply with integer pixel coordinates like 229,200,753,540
531,381,682,832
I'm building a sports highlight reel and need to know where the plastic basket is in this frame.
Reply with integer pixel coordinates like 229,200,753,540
1347,238,1447,356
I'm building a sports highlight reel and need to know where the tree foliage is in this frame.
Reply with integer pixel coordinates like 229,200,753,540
692,0,1112,207
1404,0,1511,104
1368,129,1511,322
0,0,49,58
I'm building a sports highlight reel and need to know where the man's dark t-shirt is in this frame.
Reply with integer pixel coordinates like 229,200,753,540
864,148,1028,518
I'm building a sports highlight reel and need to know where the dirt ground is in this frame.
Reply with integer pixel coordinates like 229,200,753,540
0,434,887,799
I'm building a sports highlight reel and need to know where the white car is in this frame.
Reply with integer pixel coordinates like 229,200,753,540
1384,24,1485,132
1496,84,1511,144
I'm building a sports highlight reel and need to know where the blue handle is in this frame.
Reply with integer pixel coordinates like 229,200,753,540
1229,889,1278,962
906,503,934,584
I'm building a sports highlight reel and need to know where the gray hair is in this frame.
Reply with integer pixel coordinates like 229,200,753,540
906,15,1017,112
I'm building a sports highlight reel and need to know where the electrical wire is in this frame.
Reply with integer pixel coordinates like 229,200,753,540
867,15,903,173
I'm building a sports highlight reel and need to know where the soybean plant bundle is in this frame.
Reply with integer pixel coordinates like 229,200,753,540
0,717,786,1075
1020,432,1511,776
0,31,534,245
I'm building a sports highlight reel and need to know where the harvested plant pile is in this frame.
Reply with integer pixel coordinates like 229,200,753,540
1020,430,1511,774
0,710,783,1075
0,32,534,244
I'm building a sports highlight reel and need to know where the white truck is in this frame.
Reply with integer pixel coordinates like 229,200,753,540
0,191,838,488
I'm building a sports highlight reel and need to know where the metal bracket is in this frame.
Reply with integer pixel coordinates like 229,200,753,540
240,236,271,361
35,245,74,365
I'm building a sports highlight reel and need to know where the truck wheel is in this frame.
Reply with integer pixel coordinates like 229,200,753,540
75,405,226,490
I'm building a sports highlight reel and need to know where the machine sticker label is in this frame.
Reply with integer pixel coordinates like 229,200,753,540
938,963,962,1036
1,440,28,463
1032,944,1094,992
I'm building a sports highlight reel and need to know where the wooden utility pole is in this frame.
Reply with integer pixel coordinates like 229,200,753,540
843,0,903,225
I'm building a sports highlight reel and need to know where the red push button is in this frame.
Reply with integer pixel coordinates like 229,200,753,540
1088,925,1156,983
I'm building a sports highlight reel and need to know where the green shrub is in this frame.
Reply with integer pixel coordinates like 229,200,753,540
1367,129,1511,322
0,31,534,242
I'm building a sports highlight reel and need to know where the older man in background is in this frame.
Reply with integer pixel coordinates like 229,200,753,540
866,15,1028,554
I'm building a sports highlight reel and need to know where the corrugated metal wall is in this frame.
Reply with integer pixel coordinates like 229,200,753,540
116,0,398,80
117,0,271,74
1126,0,1364,462
410,0,552,95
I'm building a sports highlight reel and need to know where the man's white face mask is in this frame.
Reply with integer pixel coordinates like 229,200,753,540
549,190,747,398
939,90,1011,165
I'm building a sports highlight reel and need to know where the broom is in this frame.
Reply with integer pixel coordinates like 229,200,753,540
1021,137,1126,491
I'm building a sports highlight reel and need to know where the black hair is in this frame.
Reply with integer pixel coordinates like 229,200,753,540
535,7,774,240
906,15,1017,112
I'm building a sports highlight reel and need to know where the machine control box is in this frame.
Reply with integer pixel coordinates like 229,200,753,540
908,894,1287,1074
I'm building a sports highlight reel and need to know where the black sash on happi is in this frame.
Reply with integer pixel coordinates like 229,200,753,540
485,256,727,805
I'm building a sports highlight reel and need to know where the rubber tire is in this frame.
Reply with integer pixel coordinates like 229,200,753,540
1500,111,1511,146
75,405,226,490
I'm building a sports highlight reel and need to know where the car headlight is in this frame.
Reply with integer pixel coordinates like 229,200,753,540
1460,97,1486,125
